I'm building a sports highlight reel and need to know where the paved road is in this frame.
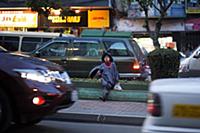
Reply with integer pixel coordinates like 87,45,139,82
6,120,142,133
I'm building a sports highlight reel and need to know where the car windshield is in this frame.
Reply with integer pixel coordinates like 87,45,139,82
30,39,53,54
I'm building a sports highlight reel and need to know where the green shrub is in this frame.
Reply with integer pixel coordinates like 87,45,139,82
148,48,180,80
71,78,148,90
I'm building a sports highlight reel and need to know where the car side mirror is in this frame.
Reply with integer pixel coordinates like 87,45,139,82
34,51,41,57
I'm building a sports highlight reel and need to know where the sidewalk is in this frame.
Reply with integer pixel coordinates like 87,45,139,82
47,100,147,126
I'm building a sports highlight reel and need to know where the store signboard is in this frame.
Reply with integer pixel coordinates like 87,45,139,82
0,10,38,28
186,0,200,13
88,10,110,28
48,11,87,27
185,18,200,31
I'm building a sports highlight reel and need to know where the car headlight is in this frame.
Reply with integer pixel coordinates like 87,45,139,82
13,69,72,84
60,72,72,84
14,69,54,83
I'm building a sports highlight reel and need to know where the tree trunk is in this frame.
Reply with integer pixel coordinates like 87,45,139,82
152,37,160,48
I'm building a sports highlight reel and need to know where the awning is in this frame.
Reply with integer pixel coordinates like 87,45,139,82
0,0,112,8
0,1,25,8
61,0,111,7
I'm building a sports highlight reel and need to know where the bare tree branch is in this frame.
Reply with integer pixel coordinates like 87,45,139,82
164,0,174,12
157,0,164,9
152,2,161,14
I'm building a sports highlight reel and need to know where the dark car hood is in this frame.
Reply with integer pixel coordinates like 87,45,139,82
1,52,63,71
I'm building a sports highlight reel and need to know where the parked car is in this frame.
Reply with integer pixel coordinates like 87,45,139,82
0,31,74,54
179,45,200,77
31,35,149,80
0,46,77,132
142,78,200,133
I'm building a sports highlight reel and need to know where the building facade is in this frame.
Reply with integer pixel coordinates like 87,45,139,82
1,0,200,52
0,0,113,35
114,0,200,52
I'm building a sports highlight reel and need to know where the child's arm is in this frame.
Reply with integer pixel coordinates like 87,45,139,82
113,63,120,82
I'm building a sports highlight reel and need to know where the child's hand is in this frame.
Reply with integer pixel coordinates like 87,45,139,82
97,70,101,76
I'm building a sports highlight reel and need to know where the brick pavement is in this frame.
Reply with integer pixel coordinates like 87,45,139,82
47,100,147,125
59,100,147,116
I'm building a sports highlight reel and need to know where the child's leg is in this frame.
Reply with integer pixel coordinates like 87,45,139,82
102,87,110,100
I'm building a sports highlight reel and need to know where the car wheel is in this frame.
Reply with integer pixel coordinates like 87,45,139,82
0,89,12,132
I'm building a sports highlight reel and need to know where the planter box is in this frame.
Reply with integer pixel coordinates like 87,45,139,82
72,78,149,91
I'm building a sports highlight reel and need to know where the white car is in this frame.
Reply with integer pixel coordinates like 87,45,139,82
142,78,200,133
179,46,200,77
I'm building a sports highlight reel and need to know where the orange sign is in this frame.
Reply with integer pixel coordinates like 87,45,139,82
88,10,110,28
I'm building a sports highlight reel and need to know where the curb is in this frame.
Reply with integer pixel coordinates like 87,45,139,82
46,112,145,126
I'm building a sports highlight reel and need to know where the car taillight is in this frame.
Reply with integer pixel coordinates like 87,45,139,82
32,96,46,106
147,93,161,116
132,60,140,71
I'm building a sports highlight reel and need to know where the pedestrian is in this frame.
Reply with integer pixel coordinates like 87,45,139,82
98,52,120,102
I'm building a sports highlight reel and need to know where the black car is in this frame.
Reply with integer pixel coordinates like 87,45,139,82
0,46,77,132
31,32,149,80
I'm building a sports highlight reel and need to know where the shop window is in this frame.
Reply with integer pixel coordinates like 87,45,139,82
2,36,19,52
104,40,129,56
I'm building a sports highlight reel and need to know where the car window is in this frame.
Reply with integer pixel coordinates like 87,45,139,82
21,37,42,52
130,40,145,60
0,36,19,52
72,40,101,57
39,42,69,57
42,38,52,42
103,40,129,56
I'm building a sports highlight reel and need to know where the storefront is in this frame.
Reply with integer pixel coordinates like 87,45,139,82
0,9,38,31
186,0,200,14
40,9,111,36
0,0,113,34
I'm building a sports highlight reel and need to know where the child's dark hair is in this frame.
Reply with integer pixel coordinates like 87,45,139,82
101,51,113,62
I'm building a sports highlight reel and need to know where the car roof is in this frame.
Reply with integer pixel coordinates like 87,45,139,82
79,36,129,41
53,36,75,41
80,29,133,38
150,78,200,94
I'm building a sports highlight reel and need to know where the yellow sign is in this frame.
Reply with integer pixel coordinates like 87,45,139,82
67,16,81,23
48,16,81,23
173,104,200,118
186,8,200,14
88,10,110,28
0,10,38,28
48,16,66,23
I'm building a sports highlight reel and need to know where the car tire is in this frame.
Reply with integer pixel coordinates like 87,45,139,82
0,89,12,132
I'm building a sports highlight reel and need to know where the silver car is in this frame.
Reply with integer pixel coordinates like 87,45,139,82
179,46,200,77
142,78,200,133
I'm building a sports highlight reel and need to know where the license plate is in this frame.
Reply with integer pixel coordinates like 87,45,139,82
172,104,200,118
